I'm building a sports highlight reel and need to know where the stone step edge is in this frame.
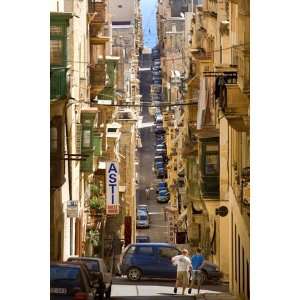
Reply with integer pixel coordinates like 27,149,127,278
194,293,237,300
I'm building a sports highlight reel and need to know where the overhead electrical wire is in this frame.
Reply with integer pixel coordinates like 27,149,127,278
63,42,249,65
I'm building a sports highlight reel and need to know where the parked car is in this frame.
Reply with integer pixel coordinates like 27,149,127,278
137,204,149,214
120,244,223,283
136,236,151,243
153,80,162,85
51,262,97,300
156,191,170,203
154,155,165,164
156,186,169,195
155,148,166,154
136,211,150,229
152,66,161,72
67,257,112,300
156,181,167,193
199,261,223,284
156,168,167,179
120,243,180,281
152,76,161,81
155,128,166,135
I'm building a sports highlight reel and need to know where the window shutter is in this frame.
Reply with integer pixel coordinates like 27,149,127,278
93,128,102,157
76,123,82,154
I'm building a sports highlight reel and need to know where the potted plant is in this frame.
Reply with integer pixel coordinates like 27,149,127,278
89,183,105,214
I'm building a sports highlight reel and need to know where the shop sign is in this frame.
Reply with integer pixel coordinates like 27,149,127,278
67,200,78,218
106,161,119,215
167,212,177,244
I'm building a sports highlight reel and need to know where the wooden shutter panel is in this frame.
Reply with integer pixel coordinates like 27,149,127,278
50,116,65,188
76,123,82,154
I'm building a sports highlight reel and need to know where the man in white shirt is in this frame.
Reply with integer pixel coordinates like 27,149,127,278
171,249,192,295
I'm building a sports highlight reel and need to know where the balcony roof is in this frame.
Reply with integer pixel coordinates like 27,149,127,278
90,36,110,44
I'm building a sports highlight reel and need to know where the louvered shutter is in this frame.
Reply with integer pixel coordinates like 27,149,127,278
76,123,82,154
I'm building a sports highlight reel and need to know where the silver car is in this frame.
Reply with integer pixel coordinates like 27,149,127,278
136,211,150,229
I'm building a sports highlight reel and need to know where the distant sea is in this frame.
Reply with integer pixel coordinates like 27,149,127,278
141,0,157,49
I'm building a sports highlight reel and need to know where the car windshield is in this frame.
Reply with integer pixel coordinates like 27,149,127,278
50,266,81,288
137,215,148,221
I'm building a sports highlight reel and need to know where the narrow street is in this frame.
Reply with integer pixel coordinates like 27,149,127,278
135,53,169,243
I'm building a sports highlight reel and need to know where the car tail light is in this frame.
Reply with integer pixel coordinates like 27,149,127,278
74,292,88,300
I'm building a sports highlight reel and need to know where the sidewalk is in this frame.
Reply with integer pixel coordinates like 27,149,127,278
194,292,237,300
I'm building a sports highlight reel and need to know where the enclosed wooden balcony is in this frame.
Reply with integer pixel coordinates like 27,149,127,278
190,48,213,62
88,0,107,24
50,67,68,100
90,62,106,100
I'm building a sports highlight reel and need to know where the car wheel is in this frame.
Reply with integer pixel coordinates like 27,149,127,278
105,285,111,299
199,271,208,285
127,267,142,281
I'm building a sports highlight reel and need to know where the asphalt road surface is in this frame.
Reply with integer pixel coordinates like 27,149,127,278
136,59,169,243
111,276,228,298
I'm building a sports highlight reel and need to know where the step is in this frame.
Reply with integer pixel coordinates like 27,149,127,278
195,293,237,300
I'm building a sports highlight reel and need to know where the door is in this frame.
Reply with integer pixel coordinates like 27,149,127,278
157,246,180,278
132,246,158,277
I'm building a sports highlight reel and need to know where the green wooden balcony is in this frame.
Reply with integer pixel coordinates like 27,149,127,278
50,67,68,100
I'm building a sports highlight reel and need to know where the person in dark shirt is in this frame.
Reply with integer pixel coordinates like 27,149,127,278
188,248,205,294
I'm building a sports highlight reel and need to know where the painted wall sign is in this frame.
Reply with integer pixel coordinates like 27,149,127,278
106,161,119,215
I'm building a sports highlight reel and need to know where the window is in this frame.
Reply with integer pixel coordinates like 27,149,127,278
50,23,65,66
158,247,179,259
83,129,91,148
203,143,219,176
126,246,136,255
137,247,154,256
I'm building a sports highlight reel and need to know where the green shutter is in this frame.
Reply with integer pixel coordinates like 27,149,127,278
80,150,94,172
93,129,102,157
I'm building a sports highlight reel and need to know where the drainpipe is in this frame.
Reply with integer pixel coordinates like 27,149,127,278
64,101,73,256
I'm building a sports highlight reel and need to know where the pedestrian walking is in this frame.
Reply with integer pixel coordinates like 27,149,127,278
145,187,150,201
188,248,205,295
171,249,192,295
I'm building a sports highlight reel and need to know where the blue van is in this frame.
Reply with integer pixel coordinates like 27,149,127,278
120,243,181,281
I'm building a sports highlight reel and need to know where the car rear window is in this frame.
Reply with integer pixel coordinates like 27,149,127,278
50,266,81,288
68,258,100,272
126,246,136,255
137,215,148,221
136,246,154,255
158,247,180,259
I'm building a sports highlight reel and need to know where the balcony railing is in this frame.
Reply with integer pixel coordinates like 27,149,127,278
90,62,106,88
50,67,68,100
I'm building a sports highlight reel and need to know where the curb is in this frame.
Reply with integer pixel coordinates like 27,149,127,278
194,293,237,300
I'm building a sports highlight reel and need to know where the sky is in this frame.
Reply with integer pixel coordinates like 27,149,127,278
141,0,158,49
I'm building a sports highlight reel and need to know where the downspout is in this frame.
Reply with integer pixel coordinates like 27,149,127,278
64,101,73,256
